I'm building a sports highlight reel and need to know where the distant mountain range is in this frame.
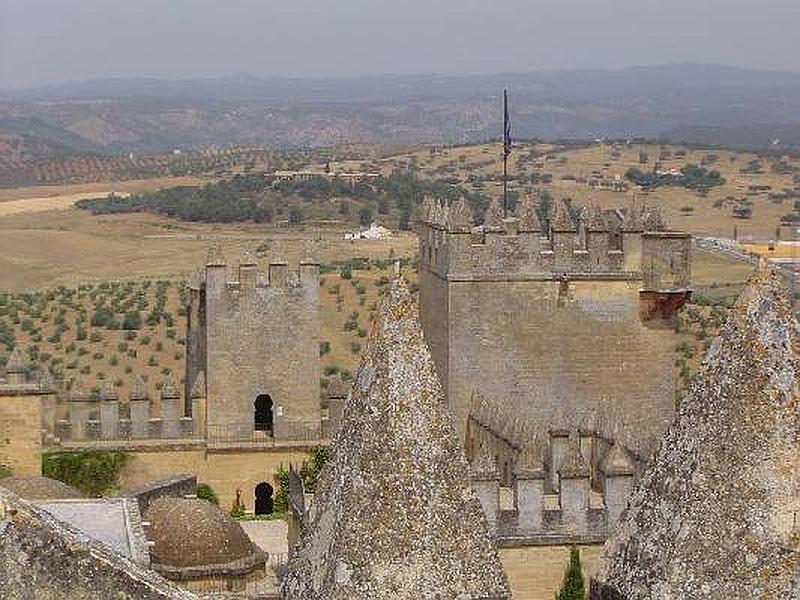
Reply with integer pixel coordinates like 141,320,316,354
2,64,800,155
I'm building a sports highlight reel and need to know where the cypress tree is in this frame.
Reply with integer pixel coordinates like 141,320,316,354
556,546,586,600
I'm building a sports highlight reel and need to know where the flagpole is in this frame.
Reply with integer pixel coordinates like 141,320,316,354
503,89,508,217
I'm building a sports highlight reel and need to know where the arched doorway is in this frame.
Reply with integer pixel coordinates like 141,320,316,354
255,482,273,515
254,394,273,434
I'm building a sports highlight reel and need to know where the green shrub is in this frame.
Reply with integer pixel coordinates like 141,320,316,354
122,311,142,330
42,451,129,496
556,546,586,600
196,483,219,505
91,307,115,327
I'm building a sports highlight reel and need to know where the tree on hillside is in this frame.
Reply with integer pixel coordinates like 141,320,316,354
359,207,374,227
556,546,586,600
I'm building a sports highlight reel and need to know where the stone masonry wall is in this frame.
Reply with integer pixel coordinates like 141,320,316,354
500,543,603,600
116,445,313,514
444,280,677,455
203,262,320,441
0,390,44,476
418,267,450,403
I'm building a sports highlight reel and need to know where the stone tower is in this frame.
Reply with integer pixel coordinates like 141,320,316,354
185,246,321,442
282,279,510,599
591,266,800,599
418,195,691,457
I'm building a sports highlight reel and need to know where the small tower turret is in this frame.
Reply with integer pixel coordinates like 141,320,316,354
558,432,591,531
513,434,547,532
4,347,28,386
471,445,500,534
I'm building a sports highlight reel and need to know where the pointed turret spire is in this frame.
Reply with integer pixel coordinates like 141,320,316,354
621,196,644,232
642,206,666,231
129,374,148,401
283,277,510,599
593,267,800,599
239,248,257,266
190,371,206,399
601,440,635,477
514,434,547,479
5,346,27,375
68,377,87,402
516,195,541,232
558,431,590,478
447,198,472,232
159,376,180,400
586,203,607,231
99,379,118,401
432,199,448,228
206,244,226,266
419,195,435,224
550,199,576,232
471,444,499,482
483,197,505,232
38,367,56,392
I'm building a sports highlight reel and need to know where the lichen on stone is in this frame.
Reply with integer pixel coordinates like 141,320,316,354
592,266,800,600
282,278,510,599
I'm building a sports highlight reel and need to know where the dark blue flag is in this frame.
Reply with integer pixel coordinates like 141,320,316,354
503,89,512,157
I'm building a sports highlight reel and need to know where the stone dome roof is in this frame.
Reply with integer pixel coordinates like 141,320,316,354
144,497,265,576
0,476,84,500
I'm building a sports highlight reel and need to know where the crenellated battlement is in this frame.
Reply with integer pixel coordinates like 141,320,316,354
196,246,319,297
186,245,322,444
466,393,639,542
418,195,690,287
53,374,200,445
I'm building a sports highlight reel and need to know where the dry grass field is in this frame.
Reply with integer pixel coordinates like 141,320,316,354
332,141,800,240
2,140,786,401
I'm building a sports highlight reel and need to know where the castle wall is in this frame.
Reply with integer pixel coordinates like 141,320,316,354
641,232,692,290
203,263,321,441
444,279,677,454
117,445,312,513
0,390,44,476
184,286,207,414
418,268,450,403
500,543,603,600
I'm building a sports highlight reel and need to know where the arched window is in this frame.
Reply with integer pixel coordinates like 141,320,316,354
254,482,274,515
254,394,273,433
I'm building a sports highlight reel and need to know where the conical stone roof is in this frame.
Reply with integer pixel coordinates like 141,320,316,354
5,346,27,374
190,371,206,399
159,376,180,400
483,197,505,232
130,374,148,401
550,199,576,232
516,195,541,232
592,267,800,599
447,198,472,232
282,278,510,600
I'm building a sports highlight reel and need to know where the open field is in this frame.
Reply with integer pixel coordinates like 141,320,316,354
0,175,214,203
0,141,783,404
331,141,800,240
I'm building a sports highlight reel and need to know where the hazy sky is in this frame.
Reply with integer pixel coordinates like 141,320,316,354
2,0,799,88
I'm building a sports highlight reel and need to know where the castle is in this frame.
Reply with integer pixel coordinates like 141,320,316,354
184,245,322,442
0,191,700,599
0,247,331,516
418,194,691,451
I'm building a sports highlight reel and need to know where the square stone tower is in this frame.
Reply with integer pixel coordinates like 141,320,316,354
185,247,321,442
418,196,691,457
